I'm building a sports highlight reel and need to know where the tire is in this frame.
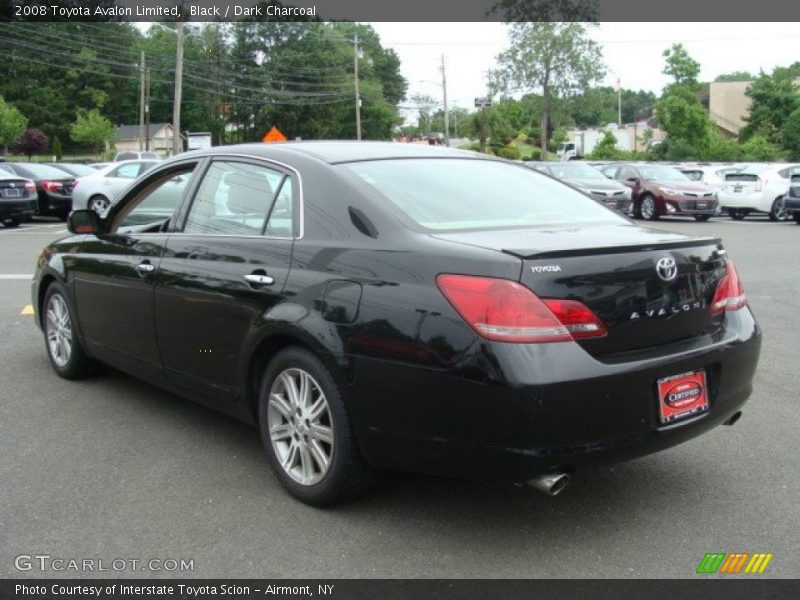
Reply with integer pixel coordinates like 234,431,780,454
258,347,376,506
42,282,95,379
693,215,711,222
794,213,800,225
768,197,788,222
88,195,111,214
640,194,659,221
3,218,20,228
729,209,748,220
58,212,69,222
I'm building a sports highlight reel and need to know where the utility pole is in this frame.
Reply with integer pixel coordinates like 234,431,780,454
452,103,458,138
353,32,361,140
441,54,449,147
144,68,151,151
138,51,145,151
172,21,184,156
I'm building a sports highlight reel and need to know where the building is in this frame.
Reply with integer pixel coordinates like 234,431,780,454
113,123,180,157
708,79,800,137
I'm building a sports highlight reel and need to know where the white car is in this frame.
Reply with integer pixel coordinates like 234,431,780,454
72,159,160,214
679,164,743,192
718,163,800,221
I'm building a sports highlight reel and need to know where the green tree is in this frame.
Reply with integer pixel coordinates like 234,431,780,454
70,109,114,157
714,71,753,82
781,108,800,160
740,64,800,144
740,135,784,161
588,130,632,160
51,136,63,160
495,22,605,155
0,95,27,154
662,43,701,91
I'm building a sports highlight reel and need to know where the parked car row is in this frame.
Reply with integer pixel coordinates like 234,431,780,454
525,159,800,223
0,158,162,227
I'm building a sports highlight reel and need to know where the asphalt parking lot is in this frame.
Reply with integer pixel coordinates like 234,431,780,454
1,216,798,579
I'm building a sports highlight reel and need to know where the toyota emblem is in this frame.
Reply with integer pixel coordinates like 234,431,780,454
656,257,678,281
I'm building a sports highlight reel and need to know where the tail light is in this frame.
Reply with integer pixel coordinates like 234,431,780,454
710,261,746,314
24,181,36,193
41,181,62,192
436,274,607,343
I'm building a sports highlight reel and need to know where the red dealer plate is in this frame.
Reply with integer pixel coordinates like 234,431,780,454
657,370,709,423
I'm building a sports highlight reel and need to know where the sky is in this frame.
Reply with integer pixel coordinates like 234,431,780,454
369,22,800,125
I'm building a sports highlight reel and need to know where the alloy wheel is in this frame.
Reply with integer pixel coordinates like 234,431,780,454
641,196,657,220
45,293,72,368
267,368,334,486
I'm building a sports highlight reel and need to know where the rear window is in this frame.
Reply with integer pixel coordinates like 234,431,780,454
344,158,624,231
16,163,73,179
725,173,759,182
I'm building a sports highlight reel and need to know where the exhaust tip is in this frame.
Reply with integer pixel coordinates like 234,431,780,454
527,472,570,496
723,411,743,426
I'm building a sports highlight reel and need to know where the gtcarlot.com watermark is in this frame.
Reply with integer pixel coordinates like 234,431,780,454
14,554,194,573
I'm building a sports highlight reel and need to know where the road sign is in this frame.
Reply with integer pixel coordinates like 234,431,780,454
262,127,287,143
474,97,491,108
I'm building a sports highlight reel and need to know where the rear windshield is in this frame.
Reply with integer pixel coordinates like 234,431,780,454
16,163,74,179
639,166,690,181
545,163,606,180
343,158,625,231
725,173,759,182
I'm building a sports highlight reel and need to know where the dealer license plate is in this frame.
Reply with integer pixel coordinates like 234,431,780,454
657,370,709,423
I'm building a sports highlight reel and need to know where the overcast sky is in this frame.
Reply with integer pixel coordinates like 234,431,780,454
370,22,800,125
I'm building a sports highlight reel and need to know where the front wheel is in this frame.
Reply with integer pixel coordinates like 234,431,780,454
640,194,659,220
769,197,788,221
693,214,711,222
729,209,749,220
258,347,376,506
42,282,95,379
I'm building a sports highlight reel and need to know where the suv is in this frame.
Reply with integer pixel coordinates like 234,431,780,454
114,151,159,161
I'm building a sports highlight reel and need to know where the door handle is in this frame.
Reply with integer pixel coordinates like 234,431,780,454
244,273,274,286
135,261,156,274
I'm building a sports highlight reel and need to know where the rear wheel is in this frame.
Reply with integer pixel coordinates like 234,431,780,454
640,194,659,220
769,197,788,221
3,218,20,228
693,215,711,222
258,347,376,506
729,209,749,220
42,282,94,379
88,195,111,214
794,213,800,225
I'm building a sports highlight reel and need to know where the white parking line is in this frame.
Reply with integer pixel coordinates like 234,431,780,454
0,274,33,280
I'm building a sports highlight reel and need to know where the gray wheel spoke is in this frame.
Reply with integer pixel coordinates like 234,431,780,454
282,372,301,407
308,439,329,472
283,441,298,470
270,424,293,442
310,424,333,445
299,371,312,408
308,395,326,421
269,393,293,419
299,444,313,482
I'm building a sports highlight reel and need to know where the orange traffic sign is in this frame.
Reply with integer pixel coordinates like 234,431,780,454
262,127,287,143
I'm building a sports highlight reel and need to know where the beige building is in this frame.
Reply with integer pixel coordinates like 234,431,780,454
708,79,800,136
113,123,180,157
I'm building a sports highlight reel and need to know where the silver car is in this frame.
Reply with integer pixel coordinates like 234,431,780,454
72,160,160,214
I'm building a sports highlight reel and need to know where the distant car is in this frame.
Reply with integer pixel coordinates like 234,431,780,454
679,165,743,193
783,174,800,225
0,162,75,220
0,172,37,227
601,163,718,221
526,161,632,213
114,151,159,162
88,162,112,170
718,163,800,221
44,163,98,178
72,159,161,214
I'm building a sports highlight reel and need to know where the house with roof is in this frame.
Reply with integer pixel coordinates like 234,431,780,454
113,123,181,157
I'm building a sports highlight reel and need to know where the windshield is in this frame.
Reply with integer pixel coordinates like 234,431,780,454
546,163,606,180
344,158,624,232
639,166,691,182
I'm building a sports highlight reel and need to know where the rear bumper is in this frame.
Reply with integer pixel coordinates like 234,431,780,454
349,308,761,482
40,192,72,214
719,191,766,212
0,199,36,220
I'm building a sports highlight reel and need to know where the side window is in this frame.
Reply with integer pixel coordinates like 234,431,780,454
183,161,285,236
265,178,294,237
110,163,141,179
114,170,194,232
601,166,617,179
618,167,637,180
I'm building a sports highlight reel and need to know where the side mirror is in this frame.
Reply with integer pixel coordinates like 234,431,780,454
67,209,104,235
625,176,641,185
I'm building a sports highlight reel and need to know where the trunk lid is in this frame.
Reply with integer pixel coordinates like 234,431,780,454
432,224,728,357
723,172,760,195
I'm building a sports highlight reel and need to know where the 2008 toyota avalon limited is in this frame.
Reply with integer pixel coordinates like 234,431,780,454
32,142,761,505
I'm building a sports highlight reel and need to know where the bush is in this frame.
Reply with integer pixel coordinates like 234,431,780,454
494,145,522,160
739,135,784,161
526,147,542,161
51,136,63,161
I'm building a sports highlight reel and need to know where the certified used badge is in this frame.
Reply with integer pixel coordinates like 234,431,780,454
657,370,709,423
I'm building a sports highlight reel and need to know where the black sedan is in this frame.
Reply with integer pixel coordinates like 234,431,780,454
32,143,761,505
0,162,75,220
0,172,37,227
785,174,800,225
